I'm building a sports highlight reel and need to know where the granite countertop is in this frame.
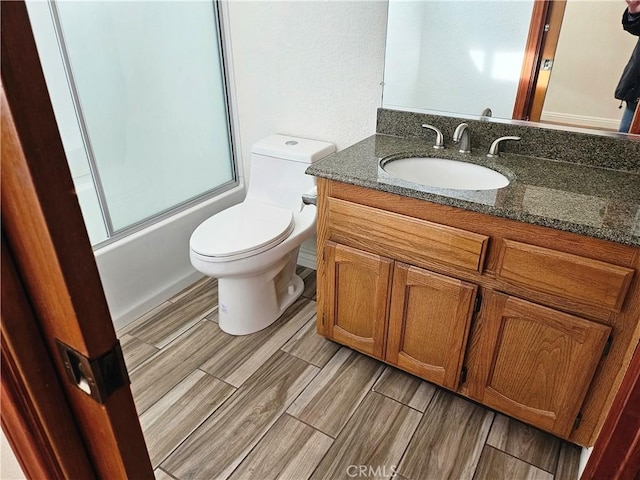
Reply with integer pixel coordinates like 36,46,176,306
306,134,640,247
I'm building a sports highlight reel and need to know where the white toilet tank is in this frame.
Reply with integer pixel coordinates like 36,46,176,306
246,135,335,211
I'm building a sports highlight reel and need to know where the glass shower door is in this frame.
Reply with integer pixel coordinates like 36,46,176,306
28,1,236,244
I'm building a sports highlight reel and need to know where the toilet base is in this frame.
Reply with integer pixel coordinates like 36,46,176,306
217,255,304,335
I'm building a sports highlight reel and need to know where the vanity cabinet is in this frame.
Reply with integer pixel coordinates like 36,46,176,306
323,242,478,390
467,291,611,438
323,241,391,358
315,178,640,446
386,263,477,390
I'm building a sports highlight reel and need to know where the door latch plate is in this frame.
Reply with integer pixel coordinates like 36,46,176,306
56,339,130,404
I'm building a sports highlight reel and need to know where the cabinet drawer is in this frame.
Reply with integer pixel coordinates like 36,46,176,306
495,239,634,313
326,198,489,272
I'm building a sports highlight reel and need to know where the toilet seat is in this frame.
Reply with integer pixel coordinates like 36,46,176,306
190,200,295,261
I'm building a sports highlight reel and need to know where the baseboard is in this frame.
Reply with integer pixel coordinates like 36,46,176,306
578,446,593,478
112,270,204,331
540,111,619,131
114,243,316,330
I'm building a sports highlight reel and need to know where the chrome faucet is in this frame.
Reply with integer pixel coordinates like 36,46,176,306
453,123,471,153
421,124,445,149
487,136,521,157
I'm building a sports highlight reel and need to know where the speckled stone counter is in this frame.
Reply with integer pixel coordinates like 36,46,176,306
377,108,640,173
306,134,640,247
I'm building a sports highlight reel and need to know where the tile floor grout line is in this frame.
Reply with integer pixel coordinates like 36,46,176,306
154,467,179,480
222,412,315,480
125,319,210,377
371,380,437,415
151,396,233,472
216,351,324,480
166,277,216,305
389,391,427,480
481,444,559,475
124,268,580,480
305,389,422,480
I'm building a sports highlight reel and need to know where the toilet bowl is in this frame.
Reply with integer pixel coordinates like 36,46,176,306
189,135,335,335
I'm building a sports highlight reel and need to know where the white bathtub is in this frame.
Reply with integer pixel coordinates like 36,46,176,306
95,185,245,330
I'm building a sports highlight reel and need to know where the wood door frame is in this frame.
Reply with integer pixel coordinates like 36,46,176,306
513,0,566,121
581,340,640,479
2,238,96,479
1,2,152,478
630,102,640,135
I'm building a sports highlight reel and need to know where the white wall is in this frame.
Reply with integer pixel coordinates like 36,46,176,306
227,1,387,175
542,0,637,130
226,0,388,268
1,430,26,480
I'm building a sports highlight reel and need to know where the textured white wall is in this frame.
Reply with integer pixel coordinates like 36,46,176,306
226,1,388,269
227,0,388,179
542,0,637,130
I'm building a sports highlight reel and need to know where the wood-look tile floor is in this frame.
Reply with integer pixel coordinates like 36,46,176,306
118,267,581,480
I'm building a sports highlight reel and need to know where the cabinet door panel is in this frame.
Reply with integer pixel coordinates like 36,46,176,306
386,263,477,389
469,292,611,437
324,242,392,358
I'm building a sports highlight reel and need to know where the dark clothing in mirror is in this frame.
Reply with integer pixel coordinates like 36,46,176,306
616,8,640,132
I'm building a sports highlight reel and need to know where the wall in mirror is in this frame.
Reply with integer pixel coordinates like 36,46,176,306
383,0,637,134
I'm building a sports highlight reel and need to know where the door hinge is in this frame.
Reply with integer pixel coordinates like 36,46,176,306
460,366,468,384
56,339,130,404
603,335,613,357
573,412,583,430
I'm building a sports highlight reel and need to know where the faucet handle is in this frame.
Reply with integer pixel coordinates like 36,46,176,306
421,124,445,149
487,136,521,157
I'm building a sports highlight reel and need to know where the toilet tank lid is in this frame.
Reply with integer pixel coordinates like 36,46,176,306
252,135,336,164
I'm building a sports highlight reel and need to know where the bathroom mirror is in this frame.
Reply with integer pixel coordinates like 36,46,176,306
383,0,640,136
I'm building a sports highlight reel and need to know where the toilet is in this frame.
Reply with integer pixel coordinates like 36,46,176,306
189,135,335,335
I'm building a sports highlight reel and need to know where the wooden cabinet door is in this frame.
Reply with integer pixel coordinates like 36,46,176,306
386,263,477,389
323,242,392,358
468,292,611,438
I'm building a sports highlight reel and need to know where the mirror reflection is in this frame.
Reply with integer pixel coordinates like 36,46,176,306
383,0,638,135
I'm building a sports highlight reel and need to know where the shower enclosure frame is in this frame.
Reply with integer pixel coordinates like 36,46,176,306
47,0,240,249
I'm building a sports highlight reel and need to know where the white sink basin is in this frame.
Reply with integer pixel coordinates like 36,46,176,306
381,157,509,190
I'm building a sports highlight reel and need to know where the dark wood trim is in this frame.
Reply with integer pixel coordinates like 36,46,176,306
1,0,114,356
527,0,566,122
512,0,550,120
1,239,96,480
581,333,640,479
1,2,153,477
1,368,55,480
630,101,640,135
